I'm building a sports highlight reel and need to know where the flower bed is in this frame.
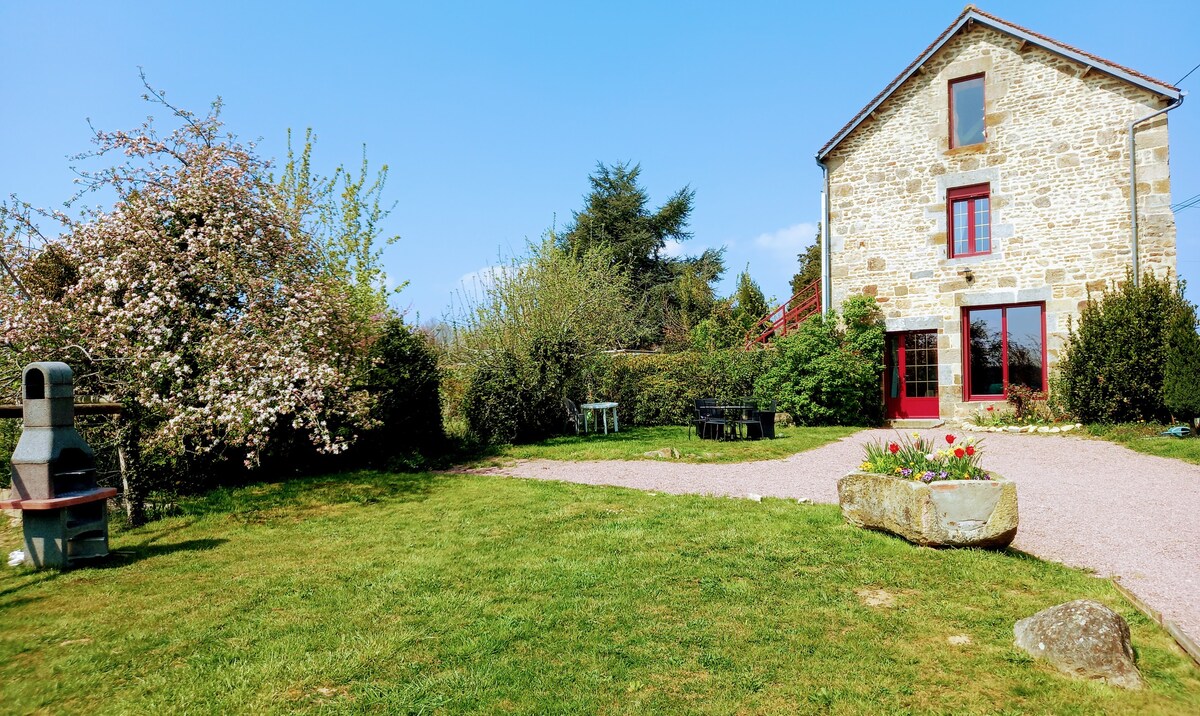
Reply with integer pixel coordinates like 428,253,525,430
860,432,989,481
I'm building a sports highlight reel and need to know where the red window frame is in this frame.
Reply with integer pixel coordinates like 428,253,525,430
961,302,1047,401
947,184,991,258
949,73,986,148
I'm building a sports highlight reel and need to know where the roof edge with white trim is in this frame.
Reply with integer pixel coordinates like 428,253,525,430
815,6,1182,161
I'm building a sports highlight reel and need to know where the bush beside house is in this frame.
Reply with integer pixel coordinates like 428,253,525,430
1058,273,1193,423
754,296,885,427
1163,298,1200,425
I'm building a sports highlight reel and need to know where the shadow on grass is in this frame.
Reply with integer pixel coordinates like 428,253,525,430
102,537,229,567
853,525,1061,564
0,535,229,603
176,469,444,520
444,427,667,461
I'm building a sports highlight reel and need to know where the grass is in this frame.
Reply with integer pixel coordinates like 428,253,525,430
2,471,1199,714
470,424,861,465
1086,423,1200,466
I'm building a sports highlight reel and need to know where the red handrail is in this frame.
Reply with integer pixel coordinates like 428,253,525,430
743,279,822,350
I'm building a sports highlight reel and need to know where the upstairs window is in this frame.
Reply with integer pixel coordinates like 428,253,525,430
948,184,990,257
950,75,985,147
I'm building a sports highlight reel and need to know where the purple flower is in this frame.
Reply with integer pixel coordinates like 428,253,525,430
921,471,935,483
939,471,948,479
900,468,913,478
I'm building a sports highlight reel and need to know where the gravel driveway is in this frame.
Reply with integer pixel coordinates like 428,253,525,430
475,429,1200,646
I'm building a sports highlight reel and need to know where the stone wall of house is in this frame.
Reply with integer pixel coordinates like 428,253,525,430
824,23,1178,418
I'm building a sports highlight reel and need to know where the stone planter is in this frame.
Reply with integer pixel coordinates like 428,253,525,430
837,471,1018,548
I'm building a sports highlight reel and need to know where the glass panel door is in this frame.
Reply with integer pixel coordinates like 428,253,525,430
885,331,940,419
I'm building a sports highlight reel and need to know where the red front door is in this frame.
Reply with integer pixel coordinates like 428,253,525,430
885,331,940,419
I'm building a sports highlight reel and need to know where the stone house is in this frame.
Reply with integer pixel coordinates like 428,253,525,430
816,6,1182,421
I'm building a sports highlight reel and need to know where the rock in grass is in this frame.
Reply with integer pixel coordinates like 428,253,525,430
1013,600,1143,689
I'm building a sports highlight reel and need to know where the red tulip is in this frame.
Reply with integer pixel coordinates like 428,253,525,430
888,442,899,454
945,434,956,444
987,406,994,412
954,447,965,458
965,445,975,456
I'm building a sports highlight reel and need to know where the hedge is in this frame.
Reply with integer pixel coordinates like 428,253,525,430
581,349,777,427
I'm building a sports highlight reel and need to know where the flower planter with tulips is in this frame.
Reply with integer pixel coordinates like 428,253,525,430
861,432,989,482
837,432,1018,548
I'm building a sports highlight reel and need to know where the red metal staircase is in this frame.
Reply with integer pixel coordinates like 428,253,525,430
743,279,822,350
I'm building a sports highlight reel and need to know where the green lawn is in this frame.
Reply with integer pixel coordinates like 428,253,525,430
2,471,1198,713
473,425,861,465
1086,423,1200,466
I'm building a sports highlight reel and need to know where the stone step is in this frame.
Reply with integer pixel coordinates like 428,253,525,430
887,419,945,430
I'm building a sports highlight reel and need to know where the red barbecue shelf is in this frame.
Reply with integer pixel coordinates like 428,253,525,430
0,487,117,511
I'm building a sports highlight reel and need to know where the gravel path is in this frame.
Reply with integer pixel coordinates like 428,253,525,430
475,429,1200,645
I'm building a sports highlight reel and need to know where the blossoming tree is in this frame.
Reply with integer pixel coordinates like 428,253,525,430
0,86,371,521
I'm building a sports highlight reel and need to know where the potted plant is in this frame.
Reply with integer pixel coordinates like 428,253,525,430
837,433,1018,548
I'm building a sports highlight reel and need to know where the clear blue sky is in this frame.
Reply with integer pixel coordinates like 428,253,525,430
3,1,1199,322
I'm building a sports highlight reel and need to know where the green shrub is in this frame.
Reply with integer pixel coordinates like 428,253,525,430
753,296,884,426
1163,298,1200,422
451,239,635,445
462,335,584,445
0,418,18,488
583,349,775,427
630,372,692,426
689,300,746,351
1058,272,1187,423
356,319,444,468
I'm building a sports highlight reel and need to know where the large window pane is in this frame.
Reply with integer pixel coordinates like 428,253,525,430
952,76,985,147
1006,305,1044,391
968,308,1004,396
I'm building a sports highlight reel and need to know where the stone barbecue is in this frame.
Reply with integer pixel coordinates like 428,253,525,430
0,362,116,568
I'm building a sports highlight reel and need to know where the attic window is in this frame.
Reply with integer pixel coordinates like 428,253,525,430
950,75,985,147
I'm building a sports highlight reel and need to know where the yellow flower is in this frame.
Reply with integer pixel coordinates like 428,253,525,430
860,462,873,471
894,467,903,474
911,432,920,439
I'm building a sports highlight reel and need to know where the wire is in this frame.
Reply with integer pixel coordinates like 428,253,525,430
1177,61,1200,86
1175,194,1200,210
1172,193,1200,211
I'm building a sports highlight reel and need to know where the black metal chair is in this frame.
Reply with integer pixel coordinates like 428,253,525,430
754,399,777,439
697,399,727,440
688,400,706,440
733,398,761,439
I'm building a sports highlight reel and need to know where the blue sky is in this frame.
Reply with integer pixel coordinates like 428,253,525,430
3,1,1199,322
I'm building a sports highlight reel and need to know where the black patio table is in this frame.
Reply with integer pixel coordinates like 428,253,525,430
702,404,759,440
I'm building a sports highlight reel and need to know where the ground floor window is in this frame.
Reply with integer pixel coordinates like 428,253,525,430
962,303,1045,400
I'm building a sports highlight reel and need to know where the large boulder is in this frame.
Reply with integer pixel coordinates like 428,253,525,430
1013,600,1143,689
837,471,1018,548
